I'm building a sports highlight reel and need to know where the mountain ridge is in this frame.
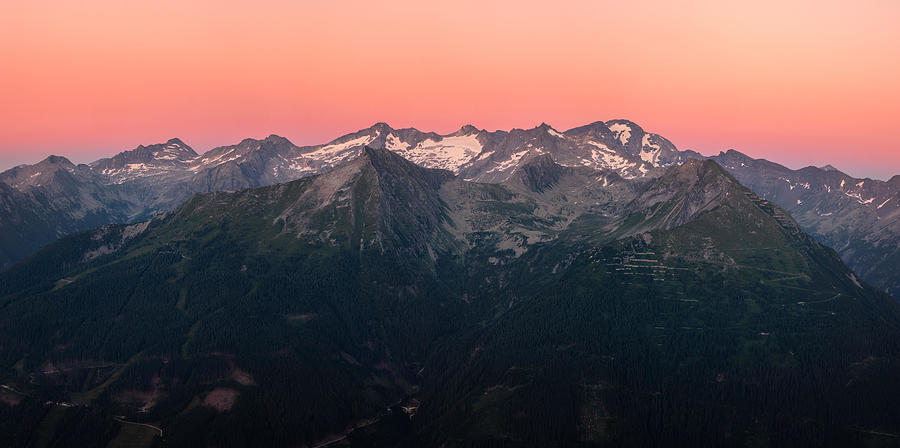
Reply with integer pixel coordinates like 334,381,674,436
2,121,898,298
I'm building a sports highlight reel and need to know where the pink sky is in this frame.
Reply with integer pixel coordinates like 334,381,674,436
1,0,899,179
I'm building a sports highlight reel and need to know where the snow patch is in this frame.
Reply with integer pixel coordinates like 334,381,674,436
547,127,566,139
844,191,874,205
608,123,632,145
393,135,484,173
192,146,244,171
126,163,151,171
303,135,375,165
639,134,662,165
586,141,631,171
385,134,409,151
155,151,180,160
312,135,374,155
487,150,528,173
640,149,660,165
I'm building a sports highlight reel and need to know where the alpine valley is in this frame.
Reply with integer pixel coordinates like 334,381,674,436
1,123,899,447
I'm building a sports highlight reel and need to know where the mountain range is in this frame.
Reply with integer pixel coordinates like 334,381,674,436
1,147,898,446
2,120,897,299
713,150,900,298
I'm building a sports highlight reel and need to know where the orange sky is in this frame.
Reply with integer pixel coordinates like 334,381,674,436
1,0,899,179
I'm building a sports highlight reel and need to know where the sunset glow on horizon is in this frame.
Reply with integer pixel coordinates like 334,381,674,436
2,0,899,179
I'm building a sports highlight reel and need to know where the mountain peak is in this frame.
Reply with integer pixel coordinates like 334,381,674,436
39,155,75,166
628,159,756,232
0,155,78,190
457,124,479,135
561,120,611,137
271,146,458,256
362,145,423,168
605,118,640,128
535,122,567,137
653,159,735,193
355,146,455,191
605,119,645,147
582,120,609,129
263,134,293,145
888,174,900,186
687,158,731,179
163,138,198,156
722,149,749,158
369,122,394,133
